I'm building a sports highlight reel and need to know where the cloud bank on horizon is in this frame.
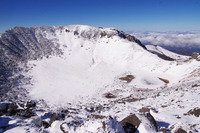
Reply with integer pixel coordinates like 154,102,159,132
133,31,200,48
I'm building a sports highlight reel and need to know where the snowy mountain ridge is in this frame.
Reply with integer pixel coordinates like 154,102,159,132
146,45,189,60
0,25,200,133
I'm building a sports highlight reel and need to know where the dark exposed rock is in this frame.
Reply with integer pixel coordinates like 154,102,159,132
41,120,50,128
192,84,200,88
158,77,169,84
123,122,137,133
40,112,58,129
61,109,69,114
144,112,158,132
74,31,79,36
175,128,187,133
139,107,150,114
119,75,135,83
104,92,117,99
0,102,10,115
49,112,57,125
186,107,200,117
60,122,68,133
191,52,199,60
102,121,106,131
100,31,107,38
148,50,175,61
117,31,146,50
17,108,35,118
65,29,70,32
26,100,36,108
156,52,175,61
160,127,167,133
120,114,141,133
7,102,18,115
59,109,69,119
0,101,37,117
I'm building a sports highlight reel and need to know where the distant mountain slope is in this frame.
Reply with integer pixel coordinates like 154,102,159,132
146,45,189,61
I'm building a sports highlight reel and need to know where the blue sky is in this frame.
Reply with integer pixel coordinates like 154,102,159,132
0,0,200,33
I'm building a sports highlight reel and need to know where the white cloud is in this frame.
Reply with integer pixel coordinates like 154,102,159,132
133,31,200,48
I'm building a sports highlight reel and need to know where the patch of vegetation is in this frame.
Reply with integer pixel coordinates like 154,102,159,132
119,75,135,83
158,77,169,84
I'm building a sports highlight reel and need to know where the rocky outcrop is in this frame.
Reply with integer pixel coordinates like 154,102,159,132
0,101,36,118
191,52,200,61
185,107,200,117
117,31,146,50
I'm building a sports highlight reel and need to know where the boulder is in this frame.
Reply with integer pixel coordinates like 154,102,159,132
174,128,187,133
7,102,18,115
144,112,158,132
120,114,141,133
40,112,57,129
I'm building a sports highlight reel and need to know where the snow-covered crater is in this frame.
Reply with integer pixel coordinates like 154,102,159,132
0,25,200,133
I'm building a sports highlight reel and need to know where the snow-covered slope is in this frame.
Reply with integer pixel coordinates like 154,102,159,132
0,25,200,133
146,44,189,60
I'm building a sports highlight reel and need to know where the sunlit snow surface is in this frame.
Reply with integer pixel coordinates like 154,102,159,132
2,25,200,132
